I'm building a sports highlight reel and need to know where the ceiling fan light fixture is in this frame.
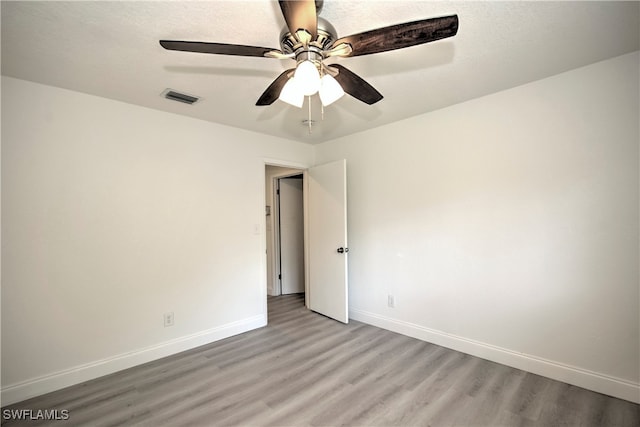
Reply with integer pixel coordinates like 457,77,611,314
319,74,344,106
295,60,321,96
162,6,460,110
278,77,304,108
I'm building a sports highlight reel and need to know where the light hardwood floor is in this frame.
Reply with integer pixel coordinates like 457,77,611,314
3,294,639,426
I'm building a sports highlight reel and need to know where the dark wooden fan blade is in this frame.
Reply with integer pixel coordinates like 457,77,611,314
160,40,277,57
328,64,383,105
256,69,295,106
279,0,317,41
332,15,458,57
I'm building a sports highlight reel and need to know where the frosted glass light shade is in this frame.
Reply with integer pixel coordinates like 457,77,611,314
278,77,304,108
319,74,345,106
295,60,321,96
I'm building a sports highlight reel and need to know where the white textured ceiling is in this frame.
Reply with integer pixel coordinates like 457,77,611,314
2,1,639,144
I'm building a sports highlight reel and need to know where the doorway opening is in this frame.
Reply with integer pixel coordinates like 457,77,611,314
265,165,306,314
277,175,304,295
264,159,349,324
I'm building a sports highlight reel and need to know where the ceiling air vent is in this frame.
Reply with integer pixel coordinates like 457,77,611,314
161,89,200,105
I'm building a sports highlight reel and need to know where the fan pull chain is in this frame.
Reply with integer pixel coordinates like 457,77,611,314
319,65,325,121
308,96,312,134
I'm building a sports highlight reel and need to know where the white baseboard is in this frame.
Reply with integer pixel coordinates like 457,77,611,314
1,315,266,406
350,308,639,404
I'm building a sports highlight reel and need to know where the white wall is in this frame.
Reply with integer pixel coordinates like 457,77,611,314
315,52,639,402
1,77,313,404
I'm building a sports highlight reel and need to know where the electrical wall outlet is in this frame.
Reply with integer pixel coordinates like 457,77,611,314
164,312,174,327
387,295,395,308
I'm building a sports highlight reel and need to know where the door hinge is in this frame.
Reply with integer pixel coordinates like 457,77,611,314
278,274,282,280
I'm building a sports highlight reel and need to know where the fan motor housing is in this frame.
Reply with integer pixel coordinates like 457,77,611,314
279,17,337,60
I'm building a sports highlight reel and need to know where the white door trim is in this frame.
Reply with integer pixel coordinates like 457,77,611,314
273,173,304,296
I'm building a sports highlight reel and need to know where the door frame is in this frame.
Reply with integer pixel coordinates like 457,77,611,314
263,160,310,314
273,173,305,296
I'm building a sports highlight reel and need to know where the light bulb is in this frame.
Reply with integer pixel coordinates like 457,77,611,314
295,60,321,96
278,77,304,108
319,74,345,106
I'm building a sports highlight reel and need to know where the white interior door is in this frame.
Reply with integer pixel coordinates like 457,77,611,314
308,159,348,323
279,177,305,294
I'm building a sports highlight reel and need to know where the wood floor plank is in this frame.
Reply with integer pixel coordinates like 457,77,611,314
3,293,638,427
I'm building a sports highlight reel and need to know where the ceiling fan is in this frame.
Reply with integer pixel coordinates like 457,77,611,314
160,0,458,108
